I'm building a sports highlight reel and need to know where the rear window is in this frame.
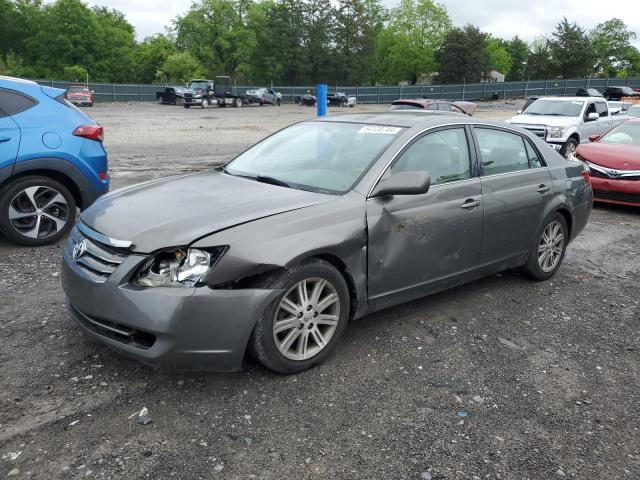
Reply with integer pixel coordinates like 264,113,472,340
0,88,38,116
55,93,84,113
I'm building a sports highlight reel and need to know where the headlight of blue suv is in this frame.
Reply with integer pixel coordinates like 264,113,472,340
135,247,226,288
547,126,566,139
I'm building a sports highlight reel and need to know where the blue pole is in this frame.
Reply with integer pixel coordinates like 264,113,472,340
317,84,327,117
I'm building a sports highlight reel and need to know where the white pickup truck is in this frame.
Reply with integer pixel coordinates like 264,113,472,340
507,96,627,157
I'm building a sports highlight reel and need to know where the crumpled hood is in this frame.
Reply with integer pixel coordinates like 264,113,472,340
576,143,640,170
80,170,335,253
509,114,578,128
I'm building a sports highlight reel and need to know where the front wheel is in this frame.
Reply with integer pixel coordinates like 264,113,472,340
521,213,568,281
184,104,190,109
0,176,77,246
249,259,350,374
559,138,578,158
234,97,242,108
201,98,209,109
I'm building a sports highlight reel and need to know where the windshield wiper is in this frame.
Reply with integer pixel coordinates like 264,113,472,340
255,175,292,188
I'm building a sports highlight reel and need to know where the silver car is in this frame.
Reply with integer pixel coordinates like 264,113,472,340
61,113,593,373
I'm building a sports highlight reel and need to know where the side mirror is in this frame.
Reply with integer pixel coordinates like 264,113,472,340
371,171,431,198
586,112,599,121
516,109,523,114
91,90,95,93
588,134,600,142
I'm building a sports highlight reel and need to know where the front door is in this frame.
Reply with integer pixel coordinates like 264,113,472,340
472,126,554,266
366,126,483,300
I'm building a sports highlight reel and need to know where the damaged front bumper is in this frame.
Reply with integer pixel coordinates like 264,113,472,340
60,234,281,371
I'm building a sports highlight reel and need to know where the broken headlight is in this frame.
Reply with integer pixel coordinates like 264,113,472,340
134,247,226,288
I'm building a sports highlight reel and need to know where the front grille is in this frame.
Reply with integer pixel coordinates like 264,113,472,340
521,126,547,139
183,93,193,100
65,227,129,283
588,168,609,179
70,303,155,349
593,190,640,204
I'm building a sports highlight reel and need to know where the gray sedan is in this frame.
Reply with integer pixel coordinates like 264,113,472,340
61,113,593,373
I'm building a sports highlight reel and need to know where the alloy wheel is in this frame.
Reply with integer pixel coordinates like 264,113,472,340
8,186,69,239
537,221,565,273
272,278,340,361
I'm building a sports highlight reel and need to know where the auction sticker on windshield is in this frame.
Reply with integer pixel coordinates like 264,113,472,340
358,126,403,135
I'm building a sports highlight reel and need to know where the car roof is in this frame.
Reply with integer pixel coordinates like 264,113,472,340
536,96,601,102
314,111,500,128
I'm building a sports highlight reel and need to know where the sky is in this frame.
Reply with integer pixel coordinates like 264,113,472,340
82,0,640,47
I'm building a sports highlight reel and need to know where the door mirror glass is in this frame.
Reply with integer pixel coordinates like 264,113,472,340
371,171,431,197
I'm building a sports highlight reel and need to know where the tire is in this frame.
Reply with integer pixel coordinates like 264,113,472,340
521,213,568,281
0,176,77,246
201,98,209,109
249,259,350,374
559,137,578,158
157,96,164,104
184,104,190,109
277,98,281,106
234,97,242,108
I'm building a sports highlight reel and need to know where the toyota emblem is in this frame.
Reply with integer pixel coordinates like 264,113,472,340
73,240,87,260
608,169,621,178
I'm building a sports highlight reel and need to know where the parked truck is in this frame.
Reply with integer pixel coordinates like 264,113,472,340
507,96,628,157
182,79,216,108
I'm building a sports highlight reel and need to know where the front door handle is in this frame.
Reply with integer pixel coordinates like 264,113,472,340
537,184,551,193
460,199,481,209
0,137,11,143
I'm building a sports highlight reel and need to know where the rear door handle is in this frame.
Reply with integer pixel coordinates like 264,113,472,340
460,199,481,209
537,185,551,193
0,137,11,143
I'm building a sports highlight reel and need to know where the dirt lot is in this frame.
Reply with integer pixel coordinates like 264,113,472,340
1,102,639,480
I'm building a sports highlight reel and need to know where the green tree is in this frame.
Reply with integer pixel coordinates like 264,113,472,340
485,37,512,76
62,64,88,82
0,52,27,77
504,36,529,81
590,18,639,77
435,24,490,84
374,0,451,84
525,36,554,80
174,0,255,80
135,34,177,83
157,52,204,83
549,17,594,78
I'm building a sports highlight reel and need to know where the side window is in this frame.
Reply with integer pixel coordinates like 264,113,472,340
0,89,37,115
475,128,530,175
438,103,451,111
425,103,438,110
451,105,465,114
391,128,471,185
585,102,597,117
595,102,608,117
524,140,543,168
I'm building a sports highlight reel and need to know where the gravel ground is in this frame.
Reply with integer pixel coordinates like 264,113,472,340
1,102,639,480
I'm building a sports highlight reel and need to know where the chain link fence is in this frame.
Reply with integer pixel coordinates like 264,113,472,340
34,77,640,104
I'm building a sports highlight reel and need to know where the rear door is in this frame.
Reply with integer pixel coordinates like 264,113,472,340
472,126,553,266
0,89,24,173
366,126,483,300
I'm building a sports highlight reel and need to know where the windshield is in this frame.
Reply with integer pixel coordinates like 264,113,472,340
600,122,640,146
68,86,89,93
621,87,635,95
190,81,209,90
225,121,403,193
390,104,422,110
524,99,584,117
627,106,640,117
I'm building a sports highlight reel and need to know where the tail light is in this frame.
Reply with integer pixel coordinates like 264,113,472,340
73,125,103,142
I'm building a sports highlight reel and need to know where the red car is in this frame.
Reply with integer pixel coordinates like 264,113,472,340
390,99,477,116
65,84,94,107
574,119,640,206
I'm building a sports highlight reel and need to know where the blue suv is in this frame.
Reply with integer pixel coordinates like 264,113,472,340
0,76,109,245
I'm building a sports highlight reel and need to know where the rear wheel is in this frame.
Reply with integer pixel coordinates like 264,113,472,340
184,104,190,109
521,213,568,281
250,259,350,374
201,98,209,109
0,176,76,246
234,97,243,108
157,96,164,104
